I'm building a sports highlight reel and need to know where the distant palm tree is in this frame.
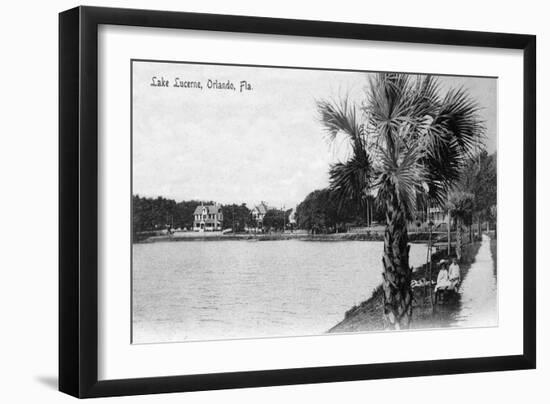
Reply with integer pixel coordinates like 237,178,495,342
447,191,475,261
318,73,485,329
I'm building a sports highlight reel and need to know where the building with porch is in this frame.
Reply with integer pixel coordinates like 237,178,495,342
193,204,223,232
251,201,270,227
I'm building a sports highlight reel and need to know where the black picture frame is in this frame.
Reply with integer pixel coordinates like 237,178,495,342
59,5,536,398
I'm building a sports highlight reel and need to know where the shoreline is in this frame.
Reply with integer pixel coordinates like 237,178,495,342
138,233,383,243
135,231,441,244
328,236,487,333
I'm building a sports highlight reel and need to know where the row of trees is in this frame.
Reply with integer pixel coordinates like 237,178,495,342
220,204,250,232
263,208,293,231
220,204,292,232
132,196,292,235
458,150,497,227
447,151,497,259
295,189,383,233
132,196,215,235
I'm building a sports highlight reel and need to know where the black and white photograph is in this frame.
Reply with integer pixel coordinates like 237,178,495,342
131,60,498,344
1,0,543,401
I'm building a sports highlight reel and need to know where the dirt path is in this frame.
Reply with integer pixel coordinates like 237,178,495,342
329,234,497,333
453,234,498,327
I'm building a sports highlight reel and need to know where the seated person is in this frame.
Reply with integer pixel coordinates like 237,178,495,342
434,260,451,296
448,257,461,291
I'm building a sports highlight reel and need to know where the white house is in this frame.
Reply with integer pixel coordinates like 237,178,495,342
251,201,271,226
429,206,449,226
193,204,223,232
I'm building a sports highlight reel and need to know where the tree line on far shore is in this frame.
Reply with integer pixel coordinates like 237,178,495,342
131,190,379,236
132,149,495,239
132,197,293,235
216,204,293,233
294,189,383,234
132,197,211,235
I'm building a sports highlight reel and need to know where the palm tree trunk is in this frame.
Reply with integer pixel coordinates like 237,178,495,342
447,210,451,255
477,218,481,239
381,195,413,330
456,219,463,261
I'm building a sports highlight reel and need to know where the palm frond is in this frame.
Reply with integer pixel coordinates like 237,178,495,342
438,87,486,157
365,73,411,151
421,86,486,206
329,147,374,211
364,73,441,155
317,98,364,150
447,191,475,226
375,139,426,218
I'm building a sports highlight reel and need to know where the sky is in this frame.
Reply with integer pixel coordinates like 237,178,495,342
132,61,497,209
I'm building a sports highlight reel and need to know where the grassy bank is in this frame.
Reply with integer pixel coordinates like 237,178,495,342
136,231,389,243
328,239,483,333
135,230,446,243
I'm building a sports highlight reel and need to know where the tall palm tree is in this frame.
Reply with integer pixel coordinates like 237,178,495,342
447,191,475,261
318,73,485,329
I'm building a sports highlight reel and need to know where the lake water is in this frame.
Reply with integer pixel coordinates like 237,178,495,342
132,240,428,343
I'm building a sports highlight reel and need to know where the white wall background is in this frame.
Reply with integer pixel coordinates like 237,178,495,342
0,1,545,402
